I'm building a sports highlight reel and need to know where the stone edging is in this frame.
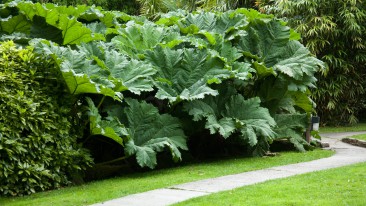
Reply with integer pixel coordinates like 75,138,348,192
342,137,366,148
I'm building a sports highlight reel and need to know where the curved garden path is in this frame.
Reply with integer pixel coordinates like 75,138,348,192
91,131,366,206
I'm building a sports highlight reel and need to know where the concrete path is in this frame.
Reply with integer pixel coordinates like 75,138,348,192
91,132,366,206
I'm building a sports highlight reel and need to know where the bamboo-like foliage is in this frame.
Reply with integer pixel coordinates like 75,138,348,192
136,0,250,18
257,0,366,125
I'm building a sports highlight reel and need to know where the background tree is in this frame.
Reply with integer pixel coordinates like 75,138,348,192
136,0,257,18
29,0,140,14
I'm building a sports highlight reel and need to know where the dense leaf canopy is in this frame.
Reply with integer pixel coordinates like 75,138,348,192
0,1,324,181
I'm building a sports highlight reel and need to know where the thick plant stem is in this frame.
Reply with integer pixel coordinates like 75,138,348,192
97,96,106,109
95,156,128,166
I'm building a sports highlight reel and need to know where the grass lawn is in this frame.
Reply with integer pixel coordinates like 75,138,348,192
0,150,333,206
320,123,366,133
350,134,366,141
173,162,366,206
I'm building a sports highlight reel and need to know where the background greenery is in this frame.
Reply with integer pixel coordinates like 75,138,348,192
1,0,364,198
257,0,366,126
0,1,324,196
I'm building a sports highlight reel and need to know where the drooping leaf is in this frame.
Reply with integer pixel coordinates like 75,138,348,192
184,87,276,146
30,15,63,44
7,2,106,45
215,11,249,35
59,48,118,98
33,40,121,100
86,97,127,146
0,15,31,34
122,98,187,169
290,90,314,114
274,41,323,79
85,22,107,35
224,96,276,146
274,113,309,151
237,20,290,67
78,6,104,22
59,14,105,45
236,19,324,92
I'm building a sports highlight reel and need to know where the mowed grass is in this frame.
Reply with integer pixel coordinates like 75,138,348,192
350,134,366,141
320,122,366,133
173,162,366,206
0,150,333,206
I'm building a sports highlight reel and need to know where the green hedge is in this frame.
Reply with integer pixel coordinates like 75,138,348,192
0,41,92,196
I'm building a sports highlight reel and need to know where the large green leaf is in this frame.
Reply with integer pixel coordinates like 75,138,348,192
273,41,325,91
237,20,290,67
59,14,105,45
274,113,309,152
33,40,121,100
184,87,276,147
5,2,105,45
112,21,180,58
0,15,31,34
146,46,229,103
102,50,157,94
122,99,187,169
30,15,63,44
86,97,127,146
182,12,216,33
180,11,248,36
224,96,276,146
256,75,315,116
236,19,324,92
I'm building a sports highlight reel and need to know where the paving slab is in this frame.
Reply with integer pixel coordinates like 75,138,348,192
91,189,209,206
91,132,366,206
170,168,296,193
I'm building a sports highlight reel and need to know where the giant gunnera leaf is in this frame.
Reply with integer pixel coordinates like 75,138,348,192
33,40,120,100
122,99,188,169
274,113,309,151
12,2,105,45
33,40,156,98
112,21,180,58
86,97,127,146
146,46,234,103
236,19,325,91
184,87,276,153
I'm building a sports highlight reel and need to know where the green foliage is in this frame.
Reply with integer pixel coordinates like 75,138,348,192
86,97,127,146
274,113,308,151
184,87,276,155
121,98,188,169
0,1,137,45
258,0,366,125
31,0,140,14
0,2,324,191
86,97,188,169
146,46,227,103
136,0,255,18
0,41,92,196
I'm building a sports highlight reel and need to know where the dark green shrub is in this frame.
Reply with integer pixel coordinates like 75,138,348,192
0,41,92,196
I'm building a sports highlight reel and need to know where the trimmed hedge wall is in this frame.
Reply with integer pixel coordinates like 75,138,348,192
0,41,92,196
